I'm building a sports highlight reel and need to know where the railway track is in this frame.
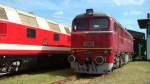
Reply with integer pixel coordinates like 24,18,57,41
51,73,105,84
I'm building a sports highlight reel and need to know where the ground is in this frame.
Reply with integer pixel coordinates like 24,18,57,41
0,61,150,84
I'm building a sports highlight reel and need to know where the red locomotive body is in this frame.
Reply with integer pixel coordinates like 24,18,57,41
0,20,70,55
0,5,71,73
68,9,133,74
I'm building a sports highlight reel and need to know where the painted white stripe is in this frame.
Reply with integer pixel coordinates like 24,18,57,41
0,44,70,51
72,31,113,34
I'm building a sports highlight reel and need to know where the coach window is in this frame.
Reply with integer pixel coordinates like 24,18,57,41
0,7,8,20
92,18,108,30
53,34,60,41
27,28,36,38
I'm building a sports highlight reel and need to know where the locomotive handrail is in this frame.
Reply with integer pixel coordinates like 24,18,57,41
71,31,114,34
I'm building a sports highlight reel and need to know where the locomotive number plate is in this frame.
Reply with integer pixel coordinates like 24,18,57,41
83,41,94,47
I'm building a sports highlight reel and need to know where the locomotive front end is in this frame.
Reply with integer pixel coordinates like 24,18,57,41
69,9,114,74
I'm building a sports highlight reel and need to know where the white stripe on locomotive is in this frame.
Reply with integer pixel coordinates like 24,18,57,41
0,43,70,51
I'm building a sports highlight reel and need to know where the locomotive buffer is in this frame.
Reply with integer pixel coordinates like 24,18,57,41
138,13,150,60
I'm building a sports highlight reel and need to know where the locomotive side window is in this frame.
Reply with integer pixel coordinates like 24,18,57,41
73,19,88,31
92,19,108,30
0,7,8,20
27,28,36,38
19,13,38,27
53,34,60,41
64,27,71,34
48,22,61,32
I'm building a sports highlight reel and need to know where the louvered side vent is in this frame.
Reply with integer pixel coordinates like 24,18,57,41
0,7,8,20
64,27,71,34
18,13,38,27
47,22,61,32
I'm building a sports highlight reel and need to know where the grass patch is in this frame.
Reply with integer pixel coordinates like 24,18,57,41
0,69,73,84
90,61,150,84
0,61,149,84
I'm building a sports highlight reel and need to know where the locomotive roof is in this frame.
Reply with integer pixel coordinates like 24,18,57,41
75,12,112,19
74,11,133,39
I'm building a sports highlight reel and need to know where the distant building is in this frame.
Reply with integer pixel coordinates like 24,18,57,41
138,13,150,60
127,30,146,59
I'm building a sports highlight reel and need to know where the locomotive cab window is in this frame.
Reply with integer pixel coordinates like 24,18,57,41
92,18,108,30
27,28,36,38
73,19,89,31
53,34,60,41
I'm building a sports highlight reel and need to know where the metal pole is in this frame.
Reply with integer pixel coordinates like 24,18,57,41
138,44,141,57
147,24,150,60
146,13,150,60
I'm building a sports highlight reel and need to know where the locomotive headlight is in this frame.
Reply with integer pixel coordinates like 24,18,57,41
86,9,93,15
68,55,75,63
95,56,104,64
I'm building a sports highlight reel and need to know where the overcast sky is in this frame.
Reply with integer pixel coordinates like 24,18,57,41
0,0,149,33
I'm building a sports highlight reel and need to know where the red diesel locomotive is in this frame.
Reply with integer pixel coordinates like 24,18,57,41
0,5,71,73
68,9,133,74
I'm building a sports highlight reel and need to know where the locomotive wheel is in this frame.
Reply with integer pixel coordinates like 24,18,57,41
114,57,120,69
1,61,21,73
119,57,123,68
1,62,12,73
